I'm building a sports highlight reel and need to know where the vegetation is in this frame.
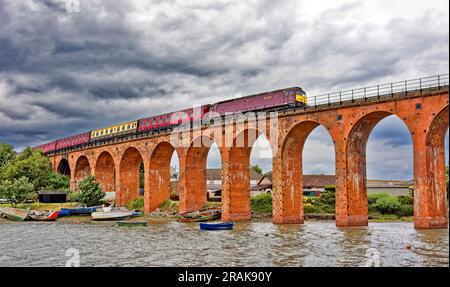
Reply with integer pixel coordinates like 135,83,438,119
77,176,105,206
0,143,71,205
368,193,414,216
251,164,263,175
160,199,179,210
0,143,71,197
0,177,35,206
126,197,144,210
251,193,272,212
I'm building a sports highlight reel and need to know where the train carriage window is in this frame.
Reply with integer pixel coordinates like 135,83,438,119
167,115,170,121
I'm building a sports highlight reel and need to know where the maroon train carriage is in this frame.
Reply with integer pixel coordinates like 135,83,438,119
55,132,91,151
34,141,57,154
138,105,210,133
210,87,307,116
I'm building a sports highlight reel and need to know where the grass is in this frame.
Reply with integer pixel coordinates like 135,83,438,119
126,197,144,210
0,202,77,211
251,193,272,213
159,199,179,210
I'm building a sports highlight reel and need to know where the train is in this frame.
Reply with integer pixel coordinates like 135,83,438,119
34,87,307,154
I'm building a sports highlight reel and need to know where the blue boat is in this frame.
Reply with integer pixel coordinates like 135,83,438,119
199,222,235,231
60,207,97,216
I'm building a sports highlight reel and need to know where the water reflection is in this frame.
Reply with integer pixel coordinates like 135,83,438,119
0,220,447,267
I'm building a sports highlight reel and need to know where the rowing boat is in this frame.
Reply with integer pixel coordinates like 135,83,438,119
60,207,97,216
177,209,221,222
91,210,135,221
29,210,59,221
199,222,234,231
0,207,31,221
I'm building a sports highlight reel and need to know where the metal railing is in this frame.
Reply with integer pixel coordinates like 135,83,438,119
309,73,449,107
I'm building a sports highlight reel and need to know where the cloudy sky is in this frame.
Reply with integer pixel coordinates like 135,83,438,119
0,0,449,180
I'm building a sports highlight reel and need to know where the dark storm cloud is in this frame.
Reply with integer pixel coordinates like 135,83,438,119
0,0,448,179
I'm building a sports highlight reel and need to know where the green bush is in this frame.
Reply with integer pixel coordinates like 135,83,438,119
66,190,78,202
397,195,414,205
126,197,144,210
47,173,70,190
0,176,35,206
396,204,414,216
77,176,105,207
160,199,179,210
318,189,336,206
371,193,401,214
251,193,272,213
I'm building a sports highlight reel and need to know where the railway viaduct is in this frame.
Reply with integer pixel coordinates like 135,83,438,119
47,76,449,229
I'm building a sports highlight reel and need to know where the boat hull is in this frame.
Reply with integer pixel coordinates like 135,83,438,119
0,207,30,221
117,221,147,227
29,210,59,221
91,210,135,221
177,209,221,222
60,207,97,216
199,222,235,231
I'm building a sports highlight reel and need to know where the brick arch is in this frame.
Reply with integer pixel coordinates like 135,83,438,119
57,158,71,176
343,111,412,226
180,135,224,213
118,147,143,206
74,155,92,190
415,105,449,228
145,141,179,213
274,120,336,224
94,151,116,193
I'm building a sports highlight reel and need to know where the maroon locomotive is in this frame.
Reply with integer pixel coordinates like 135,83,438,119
210,87,307,115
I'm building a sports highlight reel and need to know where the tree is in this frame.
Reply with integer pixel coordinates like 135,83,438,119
1,147,53,189
47,173,70,190
0,177,35,206
0,143,16,171
251,164,263,175
77,176,105,206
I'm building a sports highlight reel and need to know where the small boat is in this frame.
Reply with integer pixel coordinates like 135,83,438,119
131,210,143,217
29,210,59,221
60,207,97,216
57,209,70,217
102,206,113,212
178,209,221,222
117,221,147,227
0,207,31,221
199,222,235,231
91,210,135,221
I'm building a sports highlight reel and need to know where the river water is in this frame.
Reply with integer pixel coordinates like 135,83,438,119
0,220,448,267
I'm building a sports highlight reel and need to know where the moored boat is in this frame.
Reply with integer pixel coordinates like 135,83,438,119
0,207,31,221
60,207,97,216
91,210,135,221
177,209,221,222
199,222,235,231
29,210,59,221
117,221,147,227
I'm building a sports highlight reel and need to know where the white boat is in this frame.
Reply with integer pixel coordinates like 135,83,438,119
91,210,135,221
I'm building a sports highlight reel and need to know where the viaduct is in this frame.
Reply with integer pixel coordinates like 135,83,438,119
47,75,449,229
